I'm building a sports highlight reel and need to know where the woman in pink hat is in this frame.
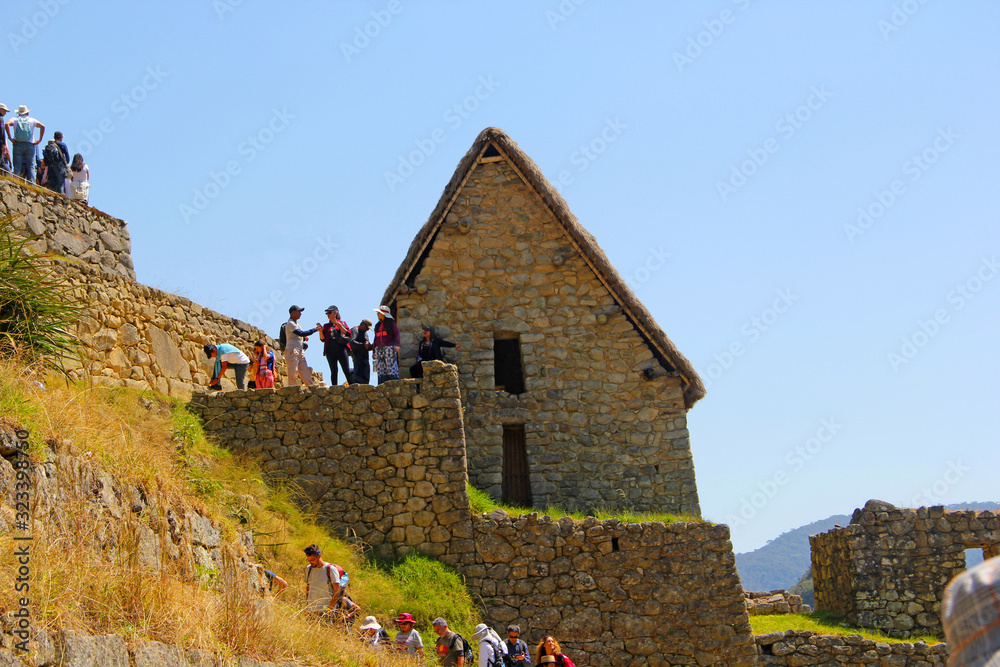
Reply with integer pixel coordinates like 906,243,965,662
372,305,400,384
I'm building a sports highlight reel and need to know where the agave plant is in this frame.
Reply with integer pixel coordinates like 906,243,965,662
0,216,82,371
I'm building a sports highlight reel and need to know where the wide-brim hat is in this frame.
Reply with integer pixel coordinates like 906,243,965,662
374,305,393,318
16,105,29,115
538,657,556,664
0,104,8,113
472,623,489,639
359,616,382,631
394,612,416,624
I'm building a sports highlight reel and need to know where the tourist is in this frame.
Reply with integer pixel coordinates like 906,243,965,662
472,624,506,667
0,104,9,173
392,612,423,659
5,105,44,182
203,343,250,390
249,340,276,389
53,131,69,162
504,625,530,666
432,617,466,666
372,305,400,384
534,636,574,667
67,153,90,203
348,318,373,384
318,305,352,385
410,325,460,378
303,544,350,619
942,555,1000,667
283,305,318,386
42,137,68,193
360,616,390,649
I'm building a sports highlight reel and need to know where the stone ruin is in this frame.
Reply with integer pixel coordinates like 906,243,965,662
811,499,1000,638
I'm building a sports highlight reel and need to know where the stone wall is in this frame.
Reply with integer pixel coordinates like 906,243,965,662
2,176,134,279
190,361,474,563
461,510,757,667
63,261,291,398
755,631,947,666
811,500,1000,638
744,590,811,615
392,158,699,516
190,364,758,665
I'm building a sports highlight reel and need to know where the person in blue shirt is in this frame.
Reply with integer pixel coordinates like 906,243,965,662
203,343,251,390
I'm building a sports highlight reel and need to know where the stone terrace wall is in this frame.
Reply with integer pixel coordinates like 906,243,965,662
2,176,134,279
755,631,948,667
190,361,473,562
458,511,757,667
744,590,811,615
64,261,290,398
811,501,1000,638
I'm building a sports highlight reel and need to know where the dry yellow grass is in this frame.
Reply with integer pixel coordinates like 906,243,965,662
0,362,478,665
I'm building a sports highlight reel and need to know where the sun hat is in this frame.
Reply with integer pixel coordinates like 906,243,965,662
472,623,490,639
394,612,416,624
538,657,556,664
0,104,8,113
374,305,393,318
16,105,30,115
943,556,1000,667
361,318,373,327
359,616,382,631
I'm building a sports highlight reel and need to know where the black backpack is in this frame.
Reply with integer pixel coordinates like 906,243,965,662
278,324,287,351
43,142,65,169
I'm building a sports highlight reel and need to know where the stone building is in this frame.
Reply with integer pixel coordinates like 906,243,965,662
810,499,1000,638
381,128,704,515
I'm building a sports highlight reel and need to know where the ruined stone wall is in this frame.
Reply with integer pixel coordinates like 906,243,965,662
744,590,811,615
190,361,474,563
459,511,757,667
755,631,948,666
393,158,699,516
2,176,134,279
811,501,1000,638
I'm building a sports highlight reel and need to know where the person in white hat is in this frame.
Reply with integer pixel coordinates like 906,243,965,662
372,305,400,384
472,624,507,667
943,555,1000,667
359,615,389,649
0,104,10,173
4,105,45,182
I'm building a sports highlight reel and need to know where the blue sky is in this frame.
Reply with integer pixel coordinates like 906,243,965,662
6,1,998,553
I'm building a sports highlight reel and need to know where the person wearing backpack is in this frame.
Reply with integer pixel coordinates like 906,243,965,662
0,104,10,174
431,617,466,666
42,138,68,194
4,106,44,183
472,624,508,667
303,544,352,621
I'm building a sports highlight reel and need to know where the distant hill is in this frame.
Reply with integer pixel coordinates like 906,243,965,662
736,501,1000,595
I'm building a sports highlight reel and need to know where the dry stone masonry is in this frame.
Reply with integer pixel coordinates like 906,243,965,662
384,128,702,516
744,590,811,615
2,178,290,398
755,631,947,667
190,361,474,562
811,500,1000,638
2,177,134,279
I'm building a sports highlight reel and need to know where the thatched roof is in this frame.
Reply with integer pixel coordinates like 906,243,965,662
381,127,706,408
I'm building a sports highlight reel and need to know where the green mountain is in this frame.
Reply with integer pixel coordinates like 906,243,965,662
736,501,1000,596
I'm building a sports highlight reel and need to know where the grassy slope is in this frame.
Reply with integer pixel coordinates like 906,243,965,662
0,364,478,666
750,612,942,646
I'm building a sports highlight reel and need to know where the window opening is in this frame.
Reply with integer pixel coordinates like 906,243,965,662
612,537,620,552
494,335,525,394
964,547,985,569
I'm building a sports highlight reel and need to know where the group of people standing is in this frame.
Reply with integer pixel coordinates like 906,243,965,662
1,104,90,203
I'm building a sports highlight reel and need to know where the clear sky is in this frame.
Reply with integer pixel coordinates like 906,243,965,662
6,1,997,553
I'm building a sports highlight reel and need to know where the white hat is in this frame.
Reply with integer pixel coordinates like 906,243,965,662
0,104,9,113
16,105,30,115
374,305,393,318
472,623,490,639
359,616,382,631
